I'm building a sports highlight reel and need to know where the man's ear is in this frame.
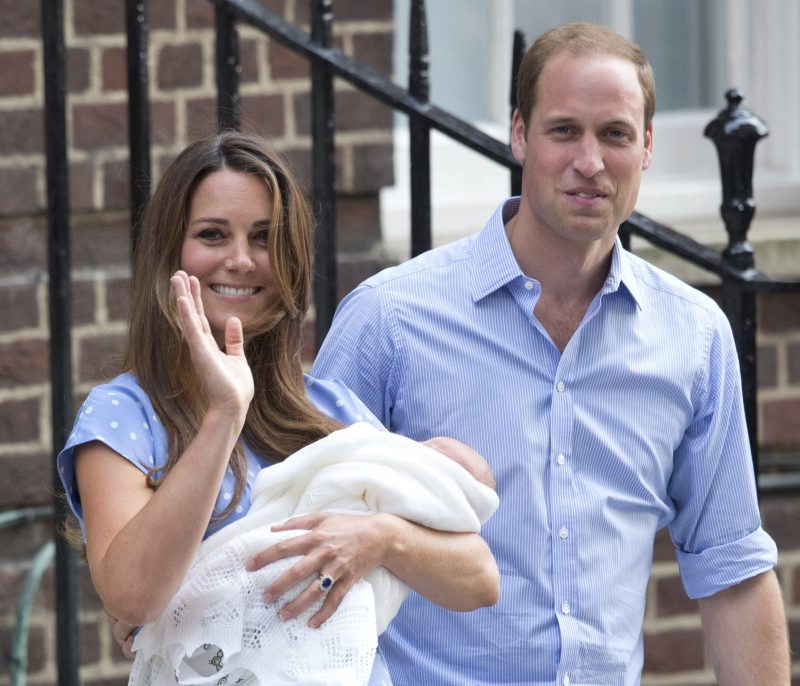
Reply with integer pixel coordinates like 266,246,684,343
642,123,653,171
510,109,527,162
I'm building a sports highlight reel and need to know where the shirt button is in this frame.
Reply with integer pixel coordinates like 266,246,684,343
562,675,570,686
559,527,569,539
524,280,533,290
556,381,565,393
561,601,570,615
557,453,566,466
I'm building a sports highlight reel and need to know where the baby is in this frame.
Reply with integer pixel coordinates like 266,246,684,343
130,422,498,686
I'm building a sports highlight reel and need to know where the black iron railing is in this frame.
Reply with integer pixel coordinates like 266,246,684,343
32,1,800,685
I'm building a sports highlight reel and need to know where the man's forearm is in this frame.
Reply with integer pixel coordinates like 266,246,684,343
698,570,789,685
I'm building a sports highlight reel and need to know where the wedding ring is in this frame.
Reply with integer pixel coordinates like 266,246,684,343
318,573,335,592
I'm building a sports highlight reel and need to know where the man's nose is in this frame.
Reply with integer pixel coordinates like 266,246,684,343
572,136,605,178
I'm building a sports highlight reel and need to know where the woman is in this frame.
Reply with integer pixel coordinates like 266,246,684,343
57,131,499,684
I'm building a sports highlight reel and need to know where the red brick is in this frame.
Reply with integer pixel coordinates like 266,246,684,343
152,101,177,146
352,32,393,76
759,293,800,333
68,47,91,94
0,216,45,271
761,398,800,449
794,567,800,604
757,344,777,389
761,495,800,548
240,38,261,84
72,217,130,269
240,93,285,138
73,278,97,326
103,159,130,210
150,0,177,30
0,340,49,388
186,0,214,28
0,452,51,508
268,40,309,80
789,343,800,385
0,397,41,443
336,194,381,251
106,278,131,323
0,108,44,155
0,623,47,673
294,89,392,137
0,0,40,38
80,618,102,666
643,628,705,673
101,46,127,91
351,142,394,192
325,0,392,21
655,574,697,617
0,166,40,215
157,43,204,90
790,618,800,662
0,283,38,332
70,159,95,212
78,333,126,383
72,103,128,150
73,0,124,35
186,96,217,139
0,49,35,96
276,145,312,192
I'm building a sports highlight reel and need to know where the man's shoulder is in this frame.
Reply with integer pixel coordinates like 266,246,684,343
359,233,478,292
624,249,723,317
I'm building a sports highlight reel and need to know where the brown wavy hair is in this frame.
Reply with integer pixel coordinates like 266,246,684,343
64,132,341,550
516,22,656,132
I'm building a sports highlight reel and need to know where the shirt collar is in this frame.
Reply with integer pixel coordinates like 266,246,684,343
471,198,526,302
471,198,644,309
607,236,644,310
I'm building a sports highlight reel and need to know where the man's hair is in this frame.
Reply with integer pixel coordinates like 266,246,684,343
516,22,656,131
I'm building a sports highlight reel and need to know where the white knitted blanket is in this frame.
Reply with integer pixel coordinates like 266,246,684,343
129,422,499,686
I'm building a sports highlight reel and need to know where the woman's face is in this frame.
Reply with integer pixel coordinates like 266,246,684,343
180,168,277,341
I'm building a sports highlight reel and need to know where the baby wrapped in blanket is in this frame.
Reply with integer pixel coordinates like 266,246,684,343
129,422,499,686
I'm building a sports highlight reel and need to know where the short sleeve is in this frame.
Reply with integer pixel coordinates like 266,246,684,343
56,374,168,537
304,374,384,430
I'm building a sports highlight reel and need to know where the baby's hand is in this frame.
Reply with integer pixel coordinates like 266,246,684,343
422,437,496,491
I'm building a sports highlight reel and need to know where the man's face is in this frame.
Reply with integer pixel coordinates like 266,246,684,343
511,51,652,248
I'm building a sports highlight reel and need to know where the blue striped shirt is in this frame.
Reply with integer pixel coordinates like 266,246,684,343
312,198,777,685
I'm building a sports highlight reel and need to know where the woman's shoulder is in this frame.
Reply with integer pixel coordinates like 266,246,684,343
303,374,383,429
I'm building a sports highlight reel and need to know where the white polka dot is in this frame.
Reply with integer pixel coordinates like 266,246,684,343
335,399,344,407
235,505,243,513
95,435,105,442
223,492,232,501
110,421,119,429
111,399,120,406
85,406,93,414
143,422,150,431
247,470,255,478
152,414,158,421
130,432,137,440
148,454,154,463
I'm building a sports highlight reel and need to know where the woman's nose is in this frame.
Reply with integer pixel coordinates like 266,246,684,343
224,240,255,272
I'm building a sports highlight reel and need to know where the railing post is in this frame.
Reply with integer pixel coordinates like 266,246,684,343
311,0,337,349
509,29,524,199
704,88,768,485
41,1,80,684
408,0,431,257
215,2,241,131
126,0,151,257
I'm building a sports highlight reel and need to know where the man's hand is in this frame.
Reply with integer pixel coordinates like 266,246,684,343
106,611,135,659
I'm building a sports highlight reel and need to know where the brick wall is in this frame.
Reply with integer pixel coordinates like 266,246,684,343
1,1,799,684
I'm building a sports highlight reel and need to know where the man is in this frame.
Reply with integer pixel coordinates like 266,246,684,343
312,22,789,685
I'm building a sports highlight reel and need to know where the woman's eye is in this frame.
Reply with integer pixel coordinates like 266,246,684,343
197,228,223,240
253,229,269,244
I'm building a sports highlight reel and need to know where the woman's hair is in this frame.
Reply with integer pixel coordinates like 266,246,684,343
516,22,656,133
125,130,341,516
